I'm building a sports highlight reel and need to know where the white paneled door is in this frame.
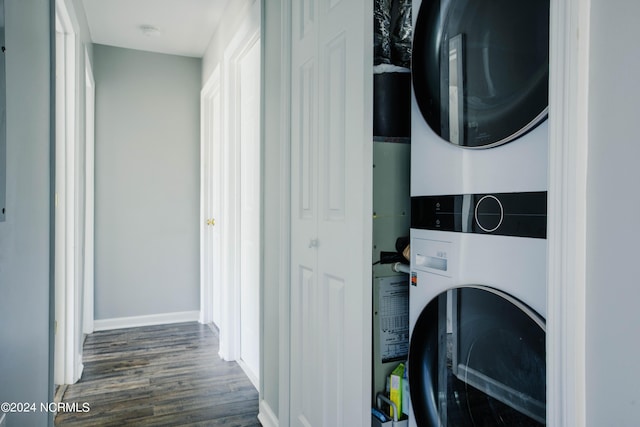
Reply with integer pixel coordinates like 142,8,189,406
290,0,372,425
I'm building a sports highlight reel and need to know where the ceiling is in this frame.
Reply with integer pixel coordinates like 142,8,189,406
81,0,231,58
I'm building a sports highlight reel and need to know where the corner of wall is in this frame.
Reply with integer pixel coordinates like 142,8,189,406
258,399,279,427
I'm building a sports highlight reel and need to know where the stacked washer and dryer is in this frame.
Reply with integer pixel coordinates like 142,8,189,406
408,0,550,425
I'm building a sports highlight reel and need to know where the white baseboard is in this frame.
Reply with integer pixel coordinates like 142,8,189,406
258,399,279,427
93,311,200,331
74,360,84,383
237,358,259,390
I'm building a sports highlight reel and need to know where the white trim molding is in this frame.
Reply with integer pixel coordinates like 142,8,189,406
547,0,591,425
237,358,259,390
82,47,96,336
93,311,200,332
258,399,279,427
54,0,81,386
199,64,222,328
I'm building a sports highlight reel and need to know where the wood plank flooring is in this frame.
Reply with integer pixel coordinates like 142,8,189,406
55,322,259,427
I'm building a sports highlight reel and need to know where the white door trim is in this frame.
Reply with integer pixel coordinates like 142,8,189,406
547,0,590,424
82,48,95,336
54,0,82,385
200,65,222,327
221,0,261,364
200,2,262,377
236,32,262,388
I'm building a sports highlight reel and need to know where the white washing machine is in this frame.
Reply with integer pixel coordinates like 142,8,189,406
408,206,547,426
408,0,550,425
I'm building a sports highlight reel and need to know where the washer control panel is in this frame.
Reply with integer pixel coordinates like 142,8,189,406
411,191,546,238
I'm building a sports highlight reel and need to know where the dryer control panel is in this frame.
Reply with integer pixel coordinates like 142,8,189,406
411,191,546,239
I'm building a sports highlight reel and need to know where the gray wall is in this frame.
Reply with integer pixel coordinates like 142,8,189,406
586,0,640,424
262,0,282,418
0,0,52,425
93,45,201,320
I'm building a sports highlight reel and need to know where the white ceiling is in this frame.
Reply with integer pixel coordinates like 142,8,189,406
81,0,231,58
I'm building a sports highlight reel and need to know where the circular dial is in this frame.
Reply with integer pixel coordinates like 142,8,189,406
475,195,504,232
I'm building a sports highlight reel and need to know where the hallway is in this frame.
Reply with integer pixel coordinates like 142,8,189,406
55,322,259,426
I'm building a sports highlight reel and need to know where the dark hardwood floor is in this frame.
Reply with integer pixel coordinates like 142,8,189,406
55,322,260,426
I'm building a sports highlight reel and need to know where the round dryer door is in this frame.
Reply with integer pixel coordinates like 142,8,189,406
409,286,545,426
412,0,550,148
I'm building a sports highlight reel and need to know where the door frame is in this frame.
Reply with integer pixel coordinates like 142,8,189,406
200,64,223,329
232,30,262,388
199,1,262,384
220,0,261,367
547,0,590,424
82,48,95,336
54,0,82,385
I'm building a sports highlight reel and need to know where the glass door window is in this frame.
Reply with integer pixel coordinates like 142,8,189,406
409,286,545,426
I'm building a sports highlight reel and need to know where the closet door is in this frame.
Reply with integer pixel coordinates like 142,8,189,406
290,0,372,425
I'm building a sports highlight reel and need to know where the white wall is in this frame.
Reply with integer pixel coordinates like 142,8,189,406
63,0,93,59
585,0,640,424
201,0,255,84
93,45,201,320
0,0,52,425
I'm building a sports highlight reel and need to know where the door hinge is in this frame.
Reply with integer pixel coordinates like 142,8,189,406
54,320,58,335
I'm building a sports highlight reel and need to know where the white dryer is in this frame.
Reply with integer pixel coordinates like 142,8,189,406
411,0,550,196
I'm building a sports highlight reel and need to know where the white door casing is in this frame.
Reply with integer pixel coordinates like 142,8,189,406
82,49,95,336
219,0,261,370
547,0,590,424
200,65,223,331
54,0,84,385
290,0,373,425
200,1,262,386
238,35,262,388
54,17,69,387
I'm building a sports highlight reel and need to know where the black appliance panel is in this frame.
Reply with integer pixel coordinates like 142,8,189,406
411,191,547,239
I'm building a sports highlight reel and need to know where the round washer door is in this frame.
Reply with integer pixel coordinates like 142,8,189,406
412,0,549,148
408,286,545,426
